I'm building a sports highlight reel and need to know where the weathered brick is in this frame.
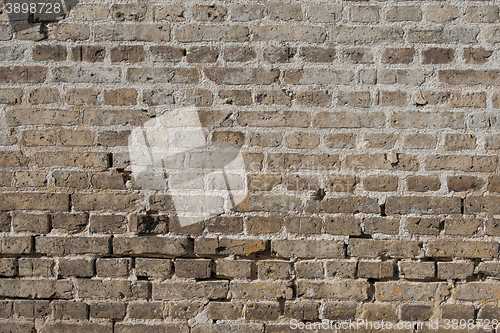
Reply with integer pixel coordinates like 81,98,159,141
77,279,148,299
96,258,130,278
52,301,88,320
51,213,87,233
375,282,448,302
427,5,459,23
90,302,126,320
358,260,394,279
215,258,252,279
364,217,399,235
110,46,145,63
399,260,435,280
53,66,120,83
53,171,88,188
296,261,324,279
381,48,414,64
401,304,433,321
0,258,16,277
407,28,479,44
115,323,187,333
330,26,403,43
361,303,397,321
441,304,475,320
71,45,106,62
448,176,484,192
128,67,198,83
231,4,265,21
426,155,496,172
32,45,66,61
153,281,228,300
272,240,344,259
66,89,98,105
47,23,90,41
246,302,280,321
36,237,109,256
206,302,243,320
322,302,357,321
325,133,356,149
254,26,325,42
386,197,461,215
407,176,441,192
22,129,56,146
127,301,163,319
314,112,385,128
95,24,170,42
114,237,187,256
324,217,361,236
13,300,50,318
422,48,454,64
298,280,369,300
351,6,379,22
187,46,219,63
466,5,499,23
301,47,335,62
14,171,47,187
111,4,147,21
175,259,211,279
7,108,80,126
0,279,73,299
427,241,498,258
386,6,422,22
308,5,342,23
175,25,249,42
0,88,22,104
230,281,292,300
0,322,35,333
0,66,46,83
438,70,500,85
285,68,354,85
58,258,94,278
72,194,139,211
455,282,500,301
438,261,474,280
135,258,171,278
155,5,185,21
464,48,493,64
74,4,109,20
0,193,69,212
406,217,440,236
348,239,421,259
378,90,407,107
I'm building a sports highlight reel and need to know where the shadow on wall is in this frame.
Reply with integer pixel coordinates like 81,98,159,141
1,0,79,38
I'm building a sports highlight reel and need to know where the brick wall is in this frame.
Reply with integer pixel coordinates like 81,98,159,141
0,0,500,332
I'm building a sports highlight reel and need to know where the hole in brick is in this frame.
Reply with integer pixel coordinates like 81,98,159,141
380,203,386,216
313,188,326,201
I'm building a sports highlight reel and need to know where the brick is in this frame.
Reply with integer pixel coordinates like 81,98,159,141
0,88,22,104
322,302,357,321
0,322,35,333
58,258,94,278
445,217,481,236
66,89,98,105
95,24,170,42
128,67,198,83
175,25,249,42
455,282,500,301
91,172,125,190
52,213,87,233
343,47,374,64
59,129,94,146
90,302,126,320
230,281,292,300
115,323,188,333
53,171,88,188
48,23,90,41
301,47,335,63
358,260,394,279
187,46,219,63
386,6,422,21
127,301,163,319
401,304,433,321
245,215,282,233
256,90,292,106
231,4,265,21
438,70,500,85
0,46,25,61
364,217,399,235
96,258,130,278
361,303,397,321
130,215,167,234
285,132,320,149
215,259,252,279
77,279,147,299
478,305,500,320
272,240,344,259
205,68,278,85
219,90,251,106
427,5,459,23
407,176,441,192
330,26,403,43
464,48,493,64
71,45,106,62
13,300,50,318
175,259,211,279
407,28,479,44
167,300,204,319
35,152,108,169
378,90,407,107
466,5,499,23
324,217,361,236
438,261,474,280
375,282,448,302
0,173,11,187
7,108,80,126
263,46,296,63
155,5,185,21
325,133,356,149
0,258,16,277
0,279,73,299
104,89,137,105
0,151,28,167
489,176,500,192
296,261,324,279
112,4,147,21
0,66,46,83
381,48,414,64
351,6,379,22
445,134,478,151
427,156,496,172
114,236,186,256
0,193,69,212
193,5,226,22
386,197,461,215
307,197,379,214
298,280,369,301
41,322,113,333
153,281,228,300
0,300,12,317
314,112,385,128
426,241,498,258
245,302,280,321
23,129,56,146
14,171,47,187
239,111,309,128
269,4,302,21
406,217,440,236
254,26,325,42
32,45,66,61
448,176,484,192
399,260,435,280
403,134,437,149
348,239,421,259
52,301,88,320
74,4,109,20
110,46,145,63
36,237,109,256
206,302,243,320
150,46,185,62
53,66,120,83
285,68,353,85
308,5,342,23
135,258,171,278
258,260,291,280
422,48,454,65
466,197,500,214
476,262,500,279
224,46,256,62
72,194,139,211
441,304,475,320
